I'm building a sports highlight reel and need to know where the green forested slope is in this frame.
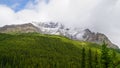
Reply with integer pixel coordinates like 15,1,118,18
0,33,119,68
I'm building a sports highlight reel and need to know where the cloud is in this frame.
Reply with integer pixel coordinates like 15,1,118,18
0,0,99,26
0,5,16,26
0,5,24,26
0,0,120,47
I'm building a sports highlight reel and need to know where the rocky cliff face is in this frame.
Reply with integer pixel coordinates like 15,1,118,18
0,23,40,33
0,22,119,49
82,29,118,49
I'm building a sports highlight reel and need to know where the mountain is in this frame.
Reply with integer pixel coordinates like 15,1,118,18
0,22,119,49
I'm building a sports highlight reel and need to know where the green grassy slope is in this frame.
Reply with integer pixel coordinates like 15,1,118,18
0,33,119,68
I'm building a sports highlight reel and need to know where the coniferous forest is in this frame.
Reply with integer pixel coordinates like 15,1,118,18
0,33,120,68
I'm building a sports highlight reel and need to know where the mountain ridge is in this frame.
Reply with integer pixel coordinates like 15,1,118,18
0,22,118,49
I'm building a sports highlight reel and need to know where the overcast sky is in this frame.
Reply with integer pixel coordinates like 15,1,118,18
0,0,120,47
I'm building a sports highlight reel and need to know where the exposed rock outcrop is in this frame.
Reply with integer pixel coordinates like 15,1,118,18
82,29,118,49
0,23,40,33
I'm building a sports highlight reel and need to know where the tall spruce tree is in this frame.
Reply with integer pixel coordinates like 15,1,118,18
88,48,92,68
81,48,85,68
101,41,110,68
94,50,99,68
111,50,116,68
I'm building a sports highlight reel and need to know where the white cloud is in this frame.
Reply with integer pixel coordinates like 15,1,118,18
0,5,16,26
0,0,120,47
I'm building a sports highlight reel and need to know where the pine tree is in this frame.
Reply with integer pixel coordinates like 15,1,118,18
110,50,117,68
101,41,110,68
88,48,92,68
81,48,85,68
94,50,99,68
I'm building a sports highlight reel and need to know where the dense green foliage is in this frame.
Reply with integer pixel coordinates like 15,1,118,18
0,33,119,68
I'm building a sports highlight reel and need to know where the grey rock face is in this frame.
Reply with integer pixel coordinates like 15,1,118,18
82,29,119,49
0,23,40,33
